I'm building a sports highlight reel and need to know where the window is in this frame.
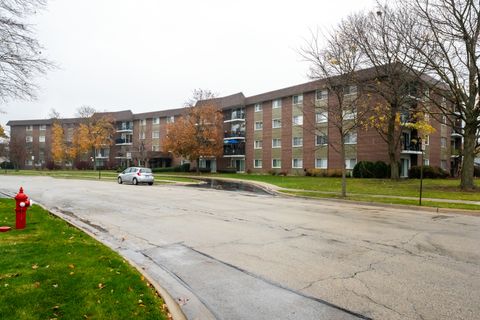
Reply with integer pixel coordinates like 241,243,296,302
292,115,303,126
272,119,282,128
441,115,447,125
316,134,328,146
272,138,281,148
343,106,357,120
254,140,263,149
255,121,263,130
254,159,263,168
292,94,303,105
39,125,46,131
440,137,447,148
272,99,282,109
139,131,146,140
441,160,447,170
152,117,160,125
316,89,328,100
140,119,146,126
292,158,303,168
166,116,174,123
423,159,430,166
345,132,357,144
26,125,33,131
424,135,429,146
39,136,45,143
152,145,160,152
272,159,282,168
315,158,328,169
316,112,328,123
292,137,303,147
345,158,357,169
254,103,262,112
25,160,33,166
26,136,33,143
152,131,160,139
344,85,357,95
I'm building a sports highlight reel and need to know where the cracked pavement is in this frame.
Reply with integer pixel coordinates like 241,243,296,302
1,176,479,320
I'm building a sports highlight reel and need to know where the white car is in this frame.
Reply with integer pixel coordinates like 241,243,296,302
117,167,154,185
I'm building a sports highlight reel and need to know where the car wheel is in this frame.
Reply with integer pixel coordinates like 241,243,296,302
132,178,138,185
118,177,123,184
148,182,153,186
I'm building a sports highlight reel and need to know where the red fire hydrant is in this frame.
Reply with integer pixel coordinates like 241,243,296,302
15,187,31,229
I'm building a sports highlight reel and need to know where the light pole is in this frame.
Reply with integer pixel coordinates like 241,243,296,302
419,138,425,206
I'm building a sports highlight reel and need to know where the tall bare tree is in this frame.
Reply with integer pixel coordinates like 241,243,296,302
300,28,365,197
0,0,52,102
399,0,480,189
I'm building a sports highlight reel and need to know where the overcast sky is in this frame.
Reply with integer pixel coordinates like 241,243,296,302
1,0,378,131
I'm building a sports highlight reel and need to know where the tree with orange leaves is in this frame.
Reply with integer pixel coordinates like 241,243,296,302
163,101,223,173
51,122,66,166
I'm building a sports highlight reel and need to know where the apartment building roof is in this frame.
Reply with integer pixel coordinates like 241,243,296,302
7,117,82,126
133,107,186,119
196,92,245,109
93,110,133,121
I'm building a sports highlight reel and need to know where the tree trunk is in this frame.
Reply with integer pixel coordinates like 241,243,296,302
389,150,399,180
196,158,200,174
340,141,347,198
387,107,399,180
460,122,476,190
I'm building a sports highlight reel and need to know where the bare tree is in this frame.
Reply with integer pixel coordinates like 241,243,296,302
76,105,96,119
399,0,480,189
9,135,26,169
0,0,52,102
48,108,61,119
300,28,365,197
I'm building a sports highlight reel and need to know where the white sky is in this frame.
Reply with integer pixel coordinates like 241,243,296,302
0,0,378,132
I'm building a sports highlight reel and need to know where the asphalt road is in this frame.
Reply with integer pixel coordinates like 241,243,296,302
1,176,479,320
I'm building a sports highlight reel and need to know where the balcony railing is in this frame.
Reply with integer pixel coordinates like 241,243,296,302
224,130,246,138
223,144,245,156
115,138,132,145
402,143,421,152
224,112,245,122
116,124,133,131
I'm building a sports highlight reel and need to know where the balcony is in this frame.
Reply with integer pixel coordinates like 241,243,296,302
95,153,110,159
224,130,246,139
223,142,245,157
451,127,463,137
224,111,245,123
401,143,422,154
115,138,132,145
116,123,133,132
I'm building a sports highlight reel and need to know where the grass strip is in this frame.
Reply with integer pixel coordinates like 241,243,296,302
0,199,168,320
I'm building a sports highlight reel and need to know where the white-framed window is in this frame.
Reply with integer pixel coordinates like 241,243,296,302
39,125,46,131
440,137,447,148
26,125,33,131
316,112,328,123
152,145,160,151
152,117,160,125
292,158,303,168
152,131,160,139
441,96,447,108
344,85,357,95
292,115,303,126
39,136,45,143
315,158,328,169
272,159,282,168
292,137,303,147
26,136,33,143
316,89,328,101
254,159,263,168
292,94,303,105
424,135,429,146
316,134,328,146
345,132,357,144
25,160,33,166
139,131,146,140
254,140,263,149
343,106,357,120
272,138,281,148
423,159,430,166
441,115,447,125
166,116,175,123
272,99,282,109
345,158,357,169
272,119,282,128
254,103,262,112
255,121,263,130
441,160,447,170
140,119,146,126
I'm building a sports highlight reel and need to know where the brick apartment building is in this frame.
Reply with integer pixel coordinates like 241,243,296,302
7,67,457,177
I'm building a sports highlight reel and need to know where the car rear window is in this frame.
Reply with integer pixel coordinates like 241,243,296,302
140,168,152,173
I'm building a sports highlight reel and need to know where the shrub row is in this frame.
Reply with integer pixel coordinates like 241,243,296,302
152,163,190,173
409,165,449,179
352,161,390,178
305,168,344,177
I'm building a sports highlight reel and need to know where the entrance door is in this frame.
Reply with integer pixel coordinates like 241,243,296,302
400,158,410,178
233,159,245,173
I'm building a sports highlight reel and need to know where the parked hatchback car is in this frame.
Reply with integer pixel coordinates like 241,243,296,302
118,167,154,185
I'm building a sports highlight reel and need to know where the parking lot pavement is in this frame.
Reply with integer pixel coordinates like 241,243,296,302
1,175,479,320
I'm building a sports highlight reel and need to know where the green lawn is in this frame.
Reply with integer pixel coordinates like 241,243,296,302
0,199,168,320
